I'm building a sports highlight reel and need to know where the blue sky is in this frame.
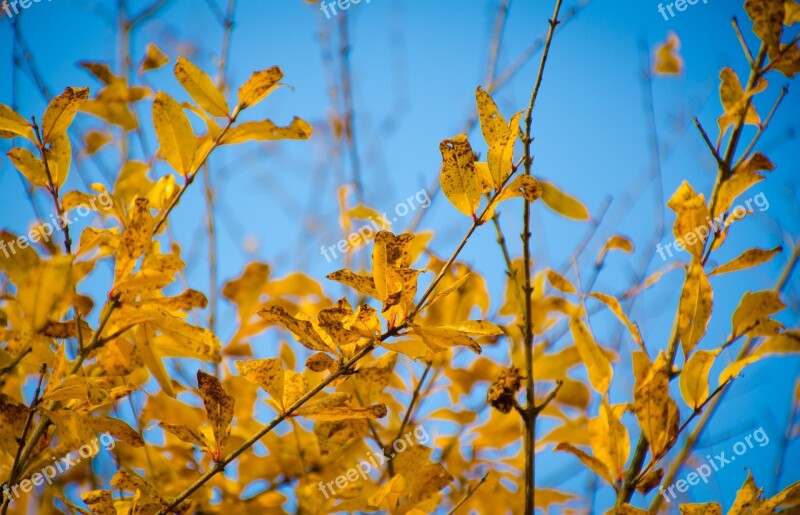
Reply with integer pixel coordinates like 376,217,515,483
1,0,799,511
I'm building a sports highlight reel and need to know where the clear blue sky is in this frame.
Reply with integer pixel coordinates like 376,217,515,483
1,0,798,511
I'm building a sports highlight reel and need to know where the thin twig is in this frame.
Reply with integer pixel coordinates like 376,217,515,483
447,472,490,515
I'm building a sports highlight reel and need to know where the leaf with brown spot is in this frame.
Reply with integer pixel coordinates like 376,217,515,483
257,305,331,352
42,87,90,143
439,133,482,216
709,246,782,276
197,370,235,454
237,66,283,110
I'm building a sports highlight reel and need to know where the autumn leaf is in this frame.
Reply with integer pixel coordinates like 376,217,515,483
539,180,590,220
678,261,713,357
237,66,283,110
42,86,90,143
197,370,235,457
588,292,645,350
679,349,719,409
174,56,230,118
152,91,197,175
654,32,683,75
720,330,800,383
569,317,613,394
140,43,169,72
588,400,630,482
257,305,332,352
0,103,35,141
731,290,786,338
709,246,782,276
439,133,482,216
633,352,680,458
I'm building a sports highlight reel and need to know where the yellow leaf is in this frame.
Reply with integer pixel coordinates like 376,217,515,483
761,479,800,511
391,445,453,504
140,43,170,73
570,317,613,393
411,324,481,354
221,117,312,144
237,66,283,110
235,358,284,405
87,417,144,447
152,91,197,175
474,87,522,188
82,129,112,155
634,352,680,458
596,234,634,266
114,198,153,283
546,269,576,294
295,392,386,420
714,153,774,218
45,131,71,189
435,320,503,336
138,325,176,397
554,442,614,486
718,67,764,133
475,86,508,149
667,181,709,260
495,174,542,205
588,400,630,482
787,0,800,24
709,246,782,275
326,270,379,299
42,87,90,143
372,230,415,306
7,147,48,187
678,261,713,357
731,290,786,338
174,57,230,118
729,472,761,514
439,133,482,216
148,308,222,361
679,349,719,409
678,503,722,514
654,32,683,75
745,0,785,49
0,103,35,141
588,292,645,350
258,305,332,352
159,422,210,449
17,256,73,332
540,180,590,220
197,370,234,453
720,330,800,383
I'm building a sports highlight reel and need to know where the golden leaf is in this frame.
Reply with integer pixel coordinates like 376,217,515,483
257,305,332,352
569,317,613,394
197,370,235,453
439,133,482,216
554,442,614,486
679,349,719,409
654,32,683,75
7,147,48,188
678,261,713,357
237,66,283,110
140,43,170,72
588,292,645,350
0,103,35,141
42,86,90,143
745,0,785,49
731,290,786,338
221,117,313,144
152,91,197,175
720,330,800,383
709,246,781,276
634,353,680,458
174,56,230,118
540,180,590,220
588,400,630,482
